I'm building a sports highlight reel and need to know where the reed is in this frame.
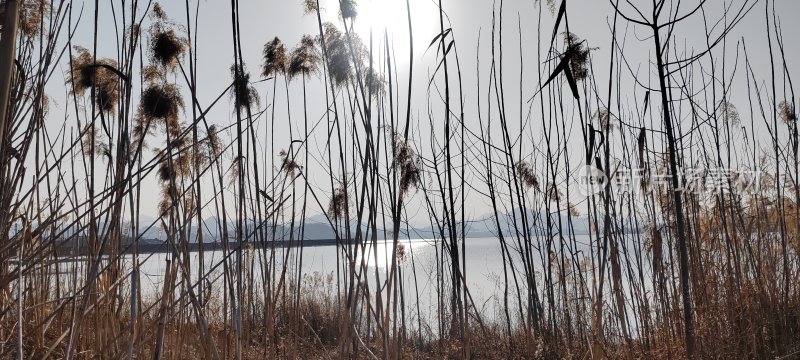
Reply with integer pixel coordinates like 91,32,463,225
0,0,798,358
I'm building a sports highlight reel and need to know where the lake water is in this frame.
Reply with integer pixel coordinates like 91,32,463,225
133,237,522,322
51,234,643,333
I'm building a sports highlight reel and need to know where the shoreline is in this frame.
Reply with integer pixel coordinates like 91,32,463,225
51,238,345,257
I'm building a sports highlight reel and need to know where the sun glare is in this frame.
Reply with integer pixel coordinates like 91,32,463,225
322,0,438,60
356,0,410,34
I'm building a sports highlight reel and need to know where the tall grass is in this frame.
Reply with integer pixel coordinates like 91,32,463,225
0,0,798,358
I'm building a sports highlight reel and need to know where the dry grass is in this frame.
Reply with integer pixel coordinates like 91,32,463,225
2,0,800,359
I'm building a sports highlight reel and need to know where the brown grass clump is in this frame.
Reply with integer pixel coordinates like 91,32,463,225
287,272,344,347
407,325,571,359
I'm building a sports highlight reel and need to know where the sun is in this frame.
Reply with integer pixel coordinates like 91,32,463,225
354,0,412,35
321,0,439,61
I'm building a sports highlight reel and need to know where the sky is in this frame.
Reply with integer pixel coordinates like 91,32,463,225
42,0,800,226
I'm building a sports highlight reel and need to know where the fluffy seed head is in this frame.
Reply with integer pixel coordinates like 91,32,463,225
515,161,540,191
720,101,741,125
564,32,590,82
138,83,184,138
392,134,421,197
302,0,319,14
230,65,260,111
150,29,186,70
779,101,797,125
321,23,362,86
364,67,385,97
262,37,288,78
68,47,121,113
329,187,348,218
147,4,186,70
340,0,358,18
288,35,320,79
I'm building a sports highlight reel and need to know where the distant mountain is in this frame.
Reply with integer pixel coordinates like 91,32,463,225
410,208,592,240
9,208,600,247
110,208,603,243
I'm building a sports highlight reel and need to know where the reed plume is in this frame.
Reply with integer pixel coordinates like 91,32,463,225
321,23,355,86
364,67,385,96
393,134,420,196
339,0,357,19
230,64,260,110
137,82,184,137
302,0,319,14
779,100,797,124
329,186,348,218
288,35,320,79
262,37,288,78
148,4,187,71
563,32,590,82
515,161,540,191
68,46,121,113
720,100,741,125
280,149,301,177
19,0,49,38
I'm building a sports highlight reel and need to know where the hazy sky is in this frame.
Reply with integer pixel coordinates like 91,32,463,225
47,0,800,224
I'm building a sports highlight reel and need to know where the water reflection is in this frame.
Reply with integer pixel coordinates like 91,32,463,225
357,238,435,270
